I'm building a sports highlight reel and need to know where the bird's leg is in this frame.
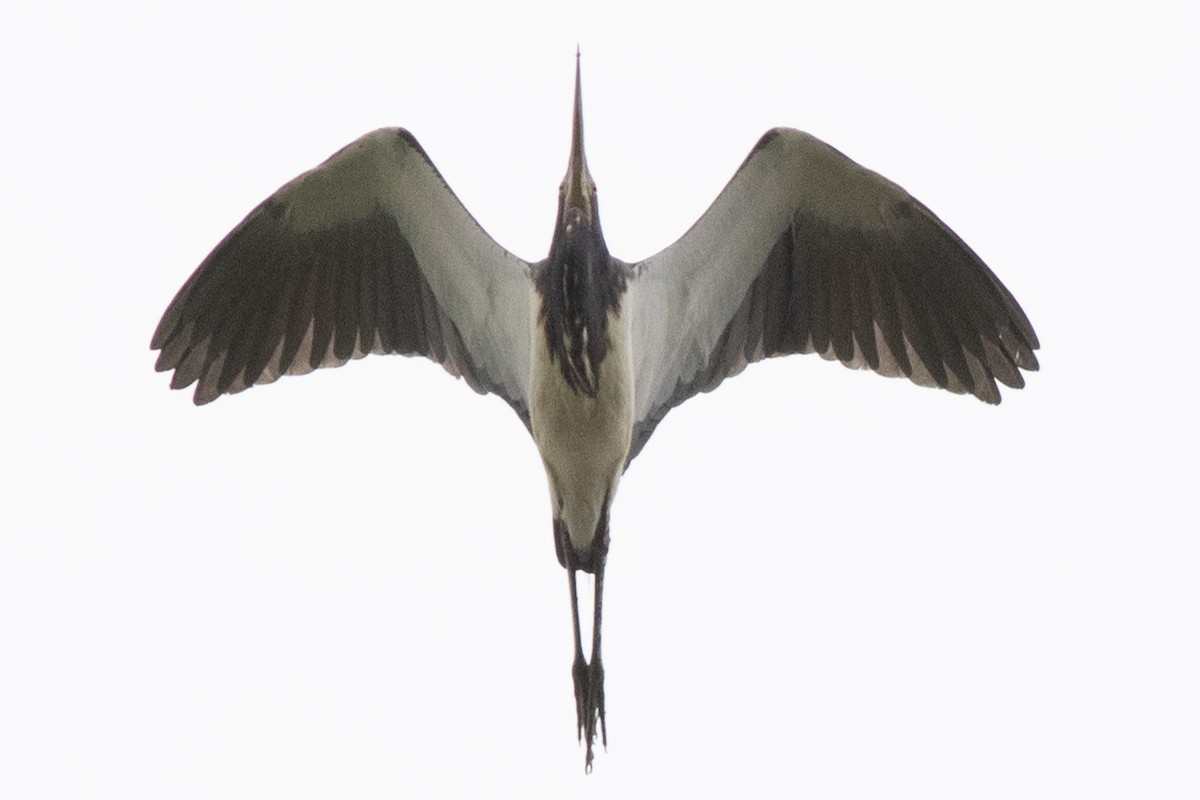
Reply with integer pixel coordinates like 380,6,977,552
587,525,608,757
560,515,611,772
577,509,610,770
566,561,589,741
559,520,591,751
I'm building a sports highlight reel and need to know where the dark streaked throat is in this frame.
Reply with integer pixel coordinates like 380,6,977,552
535,203,623,398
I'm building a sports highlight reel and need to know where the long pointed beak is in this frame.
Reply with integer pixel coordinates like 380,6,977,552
562,50,593,220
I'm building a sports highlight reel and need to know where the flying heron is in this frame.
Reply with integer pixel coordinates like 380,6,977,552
151,55,1039,770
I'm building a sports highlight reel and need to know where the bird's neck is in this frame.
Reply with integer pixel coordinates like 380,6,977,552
537,222,623,397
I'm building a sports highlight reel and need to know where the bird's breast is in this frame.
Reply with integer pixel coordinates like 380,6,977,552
530,307,634,553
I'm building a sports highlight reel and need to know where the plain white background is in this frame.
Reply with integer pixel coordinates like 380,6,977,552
3,1,1196,796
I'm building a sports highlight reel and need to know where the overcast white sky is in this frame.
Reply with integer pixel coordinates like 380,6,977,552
3,1,1197,797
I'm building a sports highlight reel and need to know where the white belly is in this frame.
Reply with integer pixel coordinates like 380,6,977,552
530,310,635,553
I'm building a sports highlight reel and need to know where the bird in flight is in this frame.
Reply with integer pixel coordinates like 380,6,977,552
152,54,1039,770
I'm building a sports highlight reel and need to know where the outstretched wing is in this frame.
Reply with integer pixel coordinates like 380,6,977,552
152,128,534,426
625,128,1039,463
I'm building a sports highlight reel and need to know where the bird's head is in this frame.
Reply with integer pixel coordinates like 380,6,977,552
553,50,604,251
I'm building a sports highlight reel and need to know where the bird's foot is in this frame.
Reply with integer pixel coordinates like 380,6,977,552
572,654,607,771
